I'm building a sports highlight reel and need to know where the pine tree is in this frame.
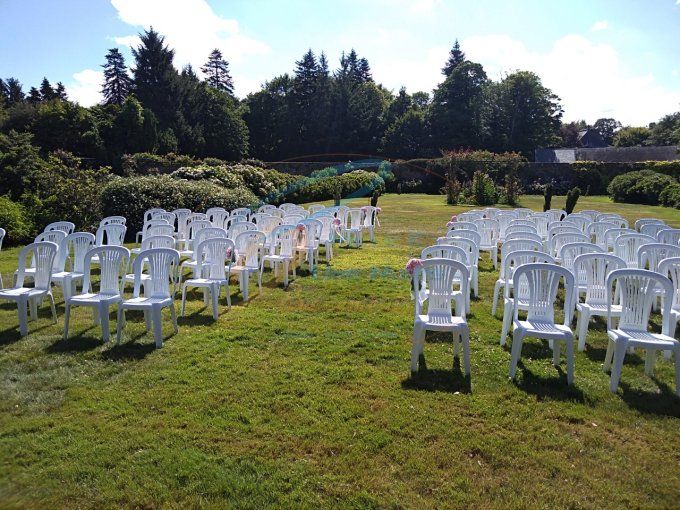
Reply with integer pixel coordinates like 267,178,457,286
201,49,234,95
27,87,42,103
4,78,25,104
132,28,180,129
54,82,68,100
39,77,56,101
101,48,132,105
442,39,466,76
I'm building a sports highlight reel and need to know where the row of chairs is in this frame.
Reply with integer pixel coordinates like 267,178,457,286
409,207,680,395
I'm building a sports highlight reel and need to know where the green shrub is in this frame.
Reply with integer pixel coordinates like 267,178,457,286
660,183,680,209
0,196,34,244
101,176,258,237
121,152,198,175
565,187,581,214
470,171,497,206
543,184,553,211
287,170,385,204
445,178,461,205
572,165,607,195
607,170,677,205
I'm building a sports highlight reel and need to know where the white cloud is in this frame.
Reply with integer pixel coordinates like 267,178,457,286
113,34,140,48
110,0,269,76
591,20,609,31
66,69,103,106
461,33,680,125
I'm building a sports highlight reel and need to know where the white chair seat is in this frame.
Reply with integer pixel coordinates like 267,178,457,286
577,302,622,314
0,287,46,299
130,247,142,255
515,320,573,340
69,292,122,305
122,296,173,309
52,271,83,282
607,329,677,349
124,273,150,284
416,313,467,331
231,264,261,273
184,277,229,287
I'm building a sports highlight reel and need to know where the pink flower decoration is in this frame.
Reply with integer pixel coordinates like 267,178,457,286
225,247,233,258
376,207,382,213
405,258,423,275
446,221,456,227
332,218,341,226
361,206,369,211
450,215,458,222
296,223,306,232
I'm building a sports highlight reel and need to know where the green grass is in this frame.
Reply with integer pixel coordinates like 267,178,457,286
0,194,679,509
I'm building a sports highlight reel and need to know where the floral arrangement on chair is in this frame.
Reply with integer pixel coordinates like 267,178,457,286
406,258,423,300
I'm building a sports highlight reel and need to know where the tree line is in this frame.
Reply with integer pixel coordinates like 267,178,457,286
1,30,678,170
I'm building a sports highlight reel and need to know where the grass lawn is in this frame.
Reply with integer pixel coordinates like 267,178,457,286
1,194,679,509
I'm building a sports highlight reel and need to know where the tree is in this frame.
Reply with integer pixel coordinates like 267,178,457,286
39,77,56,101
54,82,68,101
411,91,430,111
488,71,562,156
385,87,412,126
1,78,25,105
559,120,587,147
101,48,132,105
592,117,621,145
201,49,234,95
647,112,680,146
27,87,42,103
428,61,488,151
131,28,181,130
442,39,466,76
381,109,428,158
612,126,651,147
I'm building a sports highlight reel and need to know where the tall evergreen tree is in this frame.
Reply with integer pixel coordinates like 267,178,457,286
101,48,132,105
27,87,42,103
54,82,68,101
201,49,234,95
4,78,25,104
0,79,7,105
442,40,466,76
131,28,180,129
39,77,56,101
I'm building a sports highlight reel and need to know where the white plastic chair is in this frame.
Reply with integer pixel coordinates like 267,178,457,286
640,223,668,238
411,259,471,375
546,209,566,222
207,208,229,229
492,239,544,316
361,206,378,242
179,227,227,285
658,257,680,338
596,213,624,224
457,211,484,222
232,231,266,300
182,219,213,254
508,263,576,385
579,210,600,221
261,226,296,287
0,227,5,288
64,246,129,342
100,216,126,227
447,221,478,233
564,214,591,233
437,236,479,298
231,207,251,221
45,221,75,235
499,251,556,345
307,204,325,215
181,237,234,320
514,208,533,219
634,218,664,232
613,233,656,268
152,212,176,226
657,228,680,246
296,219,322,274
117,248,180,348
281,214,305,226
528,212,551,240
228,221,257,241
0,242,58,336
52,232,96,302
603,269,679,395
258,204,278,215
573,253,626,350
603,228,636,252
587,222,618,250
478,219,499,268
504,231,543,244
421,246,469,316
497,212,519,241
95,224,126,247
316,216,337,263
343,208,364,247
550,232,589,261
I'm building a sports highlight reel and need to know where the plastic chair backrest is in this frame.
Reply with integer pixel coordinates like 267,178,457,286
141,235,176,251
58,232,96,273
658,257,680,312
96,224,126,246
574,253,626,306
16,242,58,290
234,230,266,268
613,233,656,267
637,243,680,272
657,228,680,246
195,237,234,280
100,216,126,226
131,248,178,299
513,263,574,325
413,259,469,318
503,251,555,296
82,246,129,296
45,221,75,235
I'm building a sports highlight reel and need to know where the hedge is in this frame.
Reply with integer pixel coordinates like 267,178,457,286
607,170,677,205
101,176,258,237
285,170,386,203
0,196,34,245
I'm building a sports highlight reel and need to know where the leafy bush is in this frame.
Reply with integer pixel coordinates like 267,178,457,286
0,196,34,244
565,187,581,214
659,183,680,209
470,171,498,205
101,175,257,237
121,152,198,175
607,170,677,205
501,169,522,206
543,184,553,211
445,178,461,205
287,170,385,204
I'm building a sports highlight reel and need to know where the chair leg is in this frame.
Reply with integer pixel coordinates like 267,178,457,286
170,303,178,333
461,329,471,376
453,332,460,358
552,340,561,366
609,340,628,392
500,300,512,346
226,282,232,310
29,297,37,322
491,281,501,316
63,302,71,340
509,331,524,379
18,298,28,336
674,346,680,397
48,294,57,323
100,304,110,342
116,307,125,344
644,348,656,376
242,273,249,301
93,306,100,326
411,324,425,372
152,306,163,348
565,338,574,385
577,309,590,351
211,285,219,320
283,261,289,287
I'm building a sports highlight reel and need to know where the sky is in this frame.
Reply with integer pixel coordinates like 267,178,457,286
0,0,679,126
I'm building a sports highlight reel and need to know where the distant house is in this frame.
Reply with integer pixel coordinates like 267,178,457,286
577,128,606,148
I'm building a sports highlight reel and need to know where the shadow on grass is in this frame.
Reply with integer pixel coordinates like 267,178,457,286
402,355,472,394
102,341,156,361
513,360,587,403
46,330,102,353
617,378,680,417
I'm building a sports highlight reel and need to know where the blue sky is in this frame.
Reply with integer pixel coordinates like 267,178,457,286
1,0,679,125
